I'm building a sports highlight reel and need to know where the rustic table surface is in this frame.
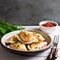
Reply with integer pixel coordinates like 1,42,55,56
0,26,60,60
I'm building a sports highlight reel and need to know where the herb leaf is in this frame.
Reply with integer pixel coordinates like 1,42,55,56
0,19,24,38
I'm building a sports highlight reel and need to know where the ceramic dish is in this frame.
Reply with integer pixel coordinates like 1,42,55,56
39,20,58,34
1,30,52,55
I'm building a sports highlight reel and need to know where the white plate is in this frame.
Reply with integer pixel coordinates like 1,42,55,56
1,30,52,55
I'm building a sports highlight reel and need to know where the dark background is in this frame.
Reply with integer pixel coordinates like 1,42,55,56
0,0,60,25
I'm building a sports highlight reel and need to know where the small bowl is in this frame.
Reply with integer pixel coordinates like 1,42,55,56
39,20,58,34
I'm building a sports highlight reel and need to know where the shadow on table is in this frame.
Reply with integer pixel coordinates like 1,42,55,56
0,44,42,60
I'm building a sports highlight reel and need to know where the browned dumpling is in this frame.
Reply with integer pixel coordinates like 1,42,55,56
33,33,45,42
5,30,47,51
18,31,38,44
9,42,27,51
5,35,19,44
28,42,47,51
5,36,27,51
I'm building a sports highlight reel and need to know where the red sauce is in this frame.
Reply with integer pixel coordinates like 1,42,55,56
42,22,56,27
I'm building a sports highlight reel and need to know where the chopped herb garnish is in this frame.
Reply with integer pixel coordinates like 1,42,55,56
33,32,37,34
17,45,20,48
24,33,28,36
35,47,40,49
37,35,40,37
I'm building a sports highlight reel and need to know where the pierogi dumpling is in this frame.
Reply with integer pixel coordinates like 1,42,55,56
28,42,47,51
10,42,27,51
18,31,38,44
33,33,45,42
5,30,47,51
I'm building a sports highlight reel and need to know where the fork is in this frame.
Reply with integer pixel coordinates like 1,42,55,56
46,35,59,60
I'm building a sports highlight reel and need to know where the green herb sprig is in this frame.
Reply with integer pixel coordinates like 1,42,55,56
0,19,24,38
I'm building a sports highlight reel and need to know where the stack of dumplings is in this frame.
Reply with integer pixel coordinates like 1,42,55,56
5,30,47,51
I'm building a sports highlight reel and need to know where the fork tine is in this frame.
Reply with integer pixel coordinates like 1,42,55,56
57,35,59,45
53,35,59,46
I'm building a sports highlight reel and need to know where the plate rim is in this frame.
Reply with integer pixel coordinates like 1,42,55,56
1,30,52,52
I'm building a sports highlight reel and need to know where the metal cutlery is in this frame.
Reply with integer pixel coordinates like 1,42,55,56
46,35,59,60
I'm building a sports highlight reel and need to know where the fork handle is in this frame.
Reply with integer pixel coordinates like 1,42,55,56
51,47,58,60
46,47,58,60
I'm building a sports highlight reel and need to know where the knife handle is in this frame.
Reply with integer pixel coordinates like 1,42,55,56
51,47,58,60
46,47,58,60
